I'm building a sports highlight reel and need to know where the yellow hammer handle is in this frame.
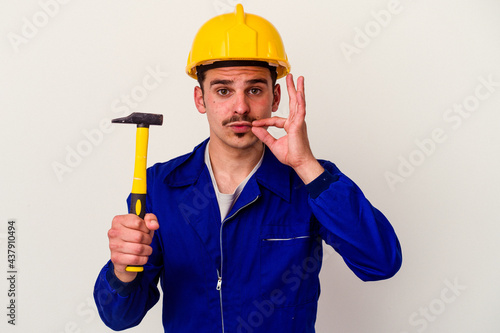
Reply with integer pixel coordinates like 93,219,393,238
126,126,149,273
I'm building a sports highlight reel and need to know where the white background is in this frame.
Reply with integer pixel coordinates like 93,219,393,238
1,0,499,332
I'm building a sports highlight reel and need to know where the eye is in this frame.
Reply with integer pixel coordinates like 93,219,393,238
249,88,262,95
217,88,229,96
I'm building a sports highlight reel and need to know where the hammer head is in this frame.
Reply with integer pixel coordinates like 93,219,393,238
112,112,163,127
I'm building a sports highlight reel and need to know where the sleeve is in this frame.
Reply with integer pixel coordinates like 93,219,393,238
93,233,163,330
307,161,402,281
93,166,164,331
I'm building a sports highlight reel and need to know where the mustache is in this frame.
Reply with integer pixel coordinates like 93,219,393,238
221,115,256,126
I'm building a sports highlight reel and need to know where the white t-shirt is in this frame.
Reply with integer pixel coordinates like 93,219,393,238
204,143,264,221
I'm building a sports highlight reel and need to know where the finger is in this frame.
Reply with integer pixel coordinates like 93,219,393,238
110,238,154,257
287,74,305,124
251,126,277,148
111,251,151,268
297,76,304,103
296,76,306,119
252,117,287,128
144,213,159,236
297,75,305,96
286,73,297,98
108,226,154,245
286,74,298,111
113,214,151,234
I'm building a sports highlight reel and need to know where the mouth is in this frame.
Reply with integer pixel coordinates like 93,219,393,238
228,121,253,133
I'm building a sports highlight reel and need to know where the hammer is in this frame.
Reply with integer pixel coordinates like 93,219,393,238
112,112,163,272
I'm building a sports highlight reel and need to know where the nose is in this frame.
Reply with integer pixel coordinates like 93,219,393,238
233,91,250,115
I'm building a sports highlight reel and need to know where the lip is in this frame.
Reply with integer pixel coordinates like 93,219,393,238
227,121,252,133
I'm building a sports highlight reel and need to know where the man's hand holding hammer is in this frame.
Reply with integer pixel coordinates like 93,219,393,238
108,213,159,282
109,112,163,281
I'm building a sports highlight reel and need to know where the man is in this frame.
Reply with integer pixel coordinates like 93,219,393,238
94,4,402,332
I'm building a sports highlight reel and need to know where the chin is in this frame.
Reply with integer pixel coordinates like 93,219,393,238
229,133,261,149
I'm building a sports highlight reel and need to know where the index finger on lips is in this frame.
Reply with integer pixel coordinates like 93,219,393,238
252,117,286,128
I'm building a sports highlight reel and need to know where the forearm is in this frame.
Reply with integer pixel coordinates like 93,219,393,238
293,157,325,185
309,163,402,281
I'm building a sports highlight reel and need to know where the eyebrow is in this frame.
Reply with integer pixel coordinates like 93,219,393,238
209,78,269,87
209,79,233,87
247,78,269,86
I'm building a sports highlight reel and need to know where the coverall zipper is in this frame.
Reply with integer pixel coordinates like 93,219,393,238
217,195,260,333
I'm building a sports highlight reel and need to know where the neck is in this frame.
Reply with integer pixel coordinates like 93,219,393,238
208,140,264,194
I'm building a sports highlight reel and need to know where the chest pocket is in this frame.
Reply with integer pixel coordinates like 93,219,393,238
259,222,321,308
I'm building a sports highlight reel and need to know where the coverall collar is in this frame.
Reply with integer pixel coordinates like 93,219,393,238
162,138,292,202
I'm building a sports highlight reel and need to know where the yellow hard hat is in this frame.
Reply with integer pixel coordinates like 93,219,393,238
186,4,291,80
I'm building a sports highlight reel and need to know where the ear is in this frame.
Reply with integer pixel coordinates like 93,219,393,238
272,83,281,112
194,86,206,114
